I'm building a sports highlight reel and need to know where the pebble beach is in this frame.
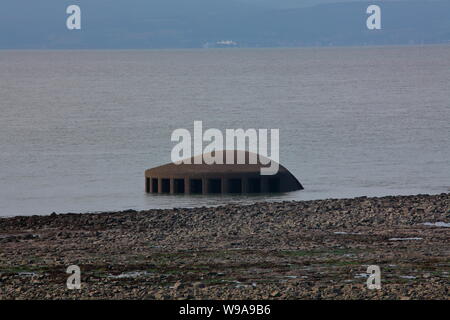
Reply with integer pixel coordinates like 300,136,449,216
0,193,449,300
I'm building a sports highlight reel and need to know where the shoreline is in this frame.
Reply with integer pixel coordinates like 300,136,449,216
0,193,449,299
2,191,449,219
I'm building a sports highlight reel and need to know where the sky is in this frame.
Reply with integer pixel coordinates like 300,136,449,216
0,0,449,48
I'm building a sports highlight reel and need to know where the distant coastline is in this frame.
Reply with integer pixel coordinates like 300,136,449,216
1,43,450,51
2,0,450,50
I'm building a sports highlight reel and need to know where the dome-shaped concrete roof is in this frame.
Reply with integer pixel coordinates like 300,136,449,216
146,151,286,175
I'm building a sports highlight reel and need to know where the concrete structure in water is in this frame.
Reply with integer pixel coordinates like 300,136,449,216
145,151,303,195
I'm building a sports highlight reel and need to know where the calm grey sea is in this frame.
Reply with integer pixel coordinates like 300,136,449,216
0,47,449,216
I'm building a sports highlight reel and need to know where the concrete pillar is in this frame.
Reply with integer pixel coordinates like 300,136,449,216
202,178,209,194
221,177,228,194
242,177,248,194
261,177,269,193
184,177,190,195
202,178,208,195
170,178,174,194
158,178,163,194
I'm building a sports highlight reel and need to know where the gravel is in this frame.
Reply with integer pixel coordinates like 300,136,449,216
0,193,448,300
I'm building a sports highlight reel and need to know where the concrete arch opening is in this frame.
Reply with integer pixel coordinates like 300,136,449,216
228,178,242,193
161,179,170,193
151,178,158,193
208,179,222,194
248,178,261,193
190,179,203,194
174,179,185,194
268,178,280,193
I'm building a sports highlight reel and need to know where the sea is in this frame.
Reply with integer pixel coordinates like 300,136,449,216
0,46,449,216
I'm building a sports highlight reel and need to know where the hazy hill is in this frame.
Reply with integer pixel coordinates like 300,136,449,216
0,0,449,48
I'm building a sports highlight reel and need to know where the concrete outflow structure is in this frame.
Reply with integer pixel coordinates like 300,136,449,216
145,151,303,195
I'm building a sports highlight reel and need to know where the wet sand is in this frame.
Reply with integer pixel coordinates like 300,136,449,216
0,193,448,300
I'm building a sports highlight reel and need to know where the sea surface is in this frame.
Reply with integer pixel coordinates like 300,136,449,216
0,46,449,216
